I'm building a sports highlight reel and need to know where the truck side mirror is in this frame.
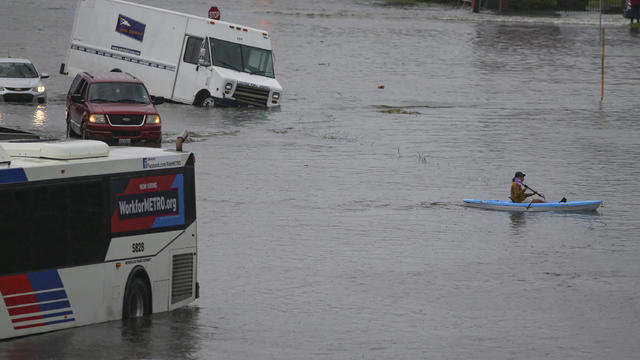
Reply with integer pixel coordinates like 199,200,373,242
198,47,210,67
71,94,84,103
41,73,50,79
152,96,165,105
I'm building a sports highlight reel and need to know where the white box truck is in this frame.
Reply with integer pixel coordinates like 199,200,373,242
60,0,282,107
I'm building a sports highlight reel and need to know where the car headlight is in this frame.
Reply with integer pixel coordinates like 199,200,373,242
0,86,4,91
89,114,106,124
33,86,45,93
272,92,280,100
225,83,233,91
146,115,161,124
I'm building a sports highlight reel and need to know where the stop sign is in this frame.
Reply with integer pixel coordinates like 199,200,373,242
208,6,220,20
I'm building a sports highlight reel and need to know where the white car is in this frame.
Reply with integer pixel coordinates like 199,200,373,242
0,58,49,103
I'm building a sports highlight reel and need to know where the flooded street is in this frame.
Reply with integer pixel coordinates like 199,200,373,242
2,0,640,359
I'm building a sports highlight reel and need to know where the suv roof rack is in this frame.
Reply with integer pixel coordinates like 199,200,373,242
82,71,94,78
125,72,137,80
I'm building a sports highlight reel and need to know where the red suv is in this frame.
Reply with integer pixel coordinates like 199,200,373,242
66,72,163,145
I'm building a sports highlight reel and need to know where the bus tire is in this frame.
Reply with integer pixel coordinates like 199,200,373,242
123,272,152,319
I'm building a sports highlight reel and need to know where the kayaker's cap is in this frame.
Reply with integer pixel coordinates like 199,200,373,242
514,171,525,178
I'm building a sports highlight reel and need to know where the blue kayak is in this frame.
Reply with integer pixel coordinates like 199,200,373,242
463,199,602,212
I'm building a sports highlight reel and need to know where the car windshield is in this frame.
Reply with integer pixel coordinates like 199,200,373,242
209,38,274,78
87,82,151,104
0,62,39,78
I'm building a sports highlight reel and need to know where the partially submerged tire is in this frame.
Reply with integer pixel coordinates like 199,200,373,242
200,96,215,107
123,274,152,319
194,91,215,107
80,122,87,139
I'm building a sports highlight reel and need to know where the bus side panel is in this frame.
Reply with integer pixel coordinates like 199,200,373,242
0,265,111,339
61,265,113,324
66,0,188,98
0,221,197,340
168,221,198,311
146,222,197,313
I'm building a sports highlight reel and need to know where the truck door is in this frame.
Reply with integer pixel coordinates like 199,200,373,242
172,36,212,104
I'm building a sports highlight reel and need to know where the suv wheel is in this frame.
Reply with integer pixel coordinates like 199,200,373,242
66,115,74,138
81,122,88,139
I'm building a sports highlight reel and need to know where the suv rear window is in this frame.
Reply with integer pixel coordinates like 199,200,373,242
87,82,151,104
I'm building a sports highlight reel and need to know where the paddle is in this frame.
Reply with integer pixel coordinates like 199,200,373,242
523,184,546,210
523,184,546,201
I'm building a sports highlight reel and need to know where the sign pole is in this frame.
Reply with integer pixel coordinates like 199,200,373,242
601,27,605,102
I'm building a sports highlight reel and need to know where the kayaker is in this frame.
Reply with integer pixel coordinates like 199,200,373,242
510,171,545,203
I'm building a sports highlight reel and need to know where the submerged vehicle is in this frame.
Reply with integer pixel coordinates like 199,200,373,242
60,0,282,107
0,58,49,103
66,71,163,145
463,199,602,212
0,138,198,339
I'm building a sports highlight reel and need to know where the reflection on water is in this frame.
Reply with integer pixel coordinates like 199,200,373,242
1,307,201,360
32,105,46,128
509,211,526,233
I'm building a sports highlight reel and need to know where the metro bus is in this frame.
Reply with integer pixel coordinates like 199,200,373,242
0,139,198,339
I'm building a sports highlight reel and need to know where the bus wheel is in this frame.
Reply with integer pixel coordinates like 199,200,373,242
123,276,151,319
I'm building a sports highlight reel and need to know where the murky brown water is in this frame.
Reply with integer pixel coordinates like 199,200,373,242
1,0,639,359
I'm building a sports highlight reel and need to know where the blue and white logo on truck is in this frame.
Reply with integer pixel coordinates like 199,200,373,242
115,14,146,42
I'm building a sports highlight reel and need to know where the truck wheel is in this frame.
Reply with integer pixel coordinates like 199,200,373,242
194,91,215,107
80,122,87,139
123,276,151,319
200,97,215,107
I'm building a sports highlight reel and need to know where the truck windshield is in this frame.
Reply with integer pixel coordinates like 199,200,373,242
0,62,39,78
87,82,151,104
209,38,274,78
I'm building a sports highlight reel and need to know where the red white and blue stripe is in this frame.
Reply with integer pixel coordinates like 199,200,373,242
0,270,75,331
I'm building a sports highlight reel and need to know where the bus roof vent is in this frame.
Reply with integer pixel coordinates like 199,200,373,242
1,140,109,160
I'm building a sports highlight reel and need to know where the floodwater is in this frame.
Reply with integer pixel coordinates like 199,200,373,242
1,0,640,359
